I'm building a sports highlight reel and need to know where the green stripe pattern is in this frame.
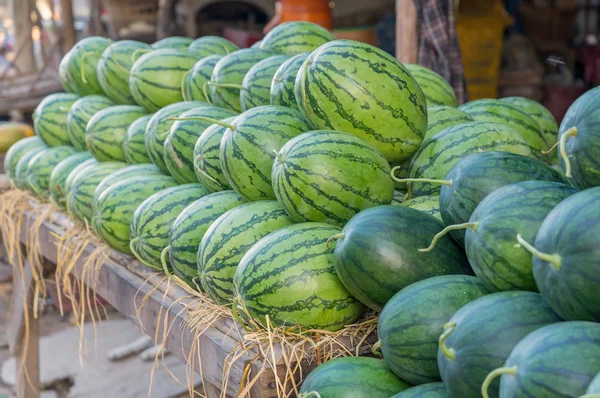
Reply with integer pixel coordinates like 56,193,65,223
15,151,39,191
188,36,239,58
164,106,237,183
63,158,98,195
295,40,427,162
4,136,46,187
500,96,558,150
260,21,334,55
401,195,441,220
198,201,294,305
26,146,77,198
130,183,210,269
270,52,309,110
67,95,115,150
194,116,237,192
93,163,164,204
240,55,290,111
59,49,77,93
405,64,458,107
425,105,473,140
66,36,109,96
123,114,153,164
391,383,450,398
49,152,93,209
272,130,394,226
391,190,405,205
152,36,193,50
34,93,80,146
183,55,223,102
85,105,147,162
221,105,310,201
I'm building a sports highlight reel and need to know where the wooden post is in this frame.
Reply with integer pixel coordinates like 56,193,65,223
11,0,36,74
185,0,196,38
157,0,175,40
60,0,76,52
396,0,418,64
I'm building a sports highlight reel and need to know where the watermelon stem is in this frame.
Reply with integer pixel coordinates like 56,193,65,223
180,70,192,102
231,296,248,329
160,246,172,277
107,40,136,76
207,82,244,90
272,149,285,164
79,51,102,84
371,340,382,356
325,233,345,249
559,126,578,178
542,141,559,155
516,234,562,269
131,48,151,64
391,176,452,187
202,81,213,104
129,237,160,269
169,116,236,131
420,222,478,253
194,156,224,188
439,322,457,361
481,366,518,398
191,277,203,292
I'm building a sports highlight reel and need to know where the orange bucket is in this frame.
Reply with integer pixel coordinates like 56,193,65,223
280,0,332,29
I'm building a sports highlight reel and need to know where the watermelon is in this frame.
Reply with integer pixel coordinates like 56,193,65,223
85,105,147,162
270,52,310,110
402,121,533,197
33,93,80,146
92,175,178,253
67,161,125,222
183,55,224,102
378,276,489,385
587,373,600,394
250,40,262,49
221,105,310,201
240,55,290,110
152,36,193,50
391,158,411,191
26,146,77,198
401,195,441,220
500,96,558,150
188,36,239,58
405,64,458,107
235,222,364,331
272,130,394,226
129,49,200,112
465,181,576,293
391,383,450,398
49,152,94,209
145,101,209,174
15,150,39,191
331,206,470,311
295,40,427,162
556,86,600,189
58,49,77,93
193,117,237,192
484,322,600,398
437,291,563,398
63,158,98,195
520,187,600,322
164,106,237,184
425,105,473,140
391,190,405,205
123,114,153,164
209,48,275,112
4,136,46,187
298,357,410,398
65,36,110,96
260,21,334,55
198,201,294,305
459,99,549,160
166,191,245,284
97,40,151,105
93,163,164,204
130,183,209,269
66,95,115,150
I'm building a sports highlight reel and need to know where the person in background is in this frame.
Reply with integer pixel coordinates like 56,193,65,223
264,0,332,34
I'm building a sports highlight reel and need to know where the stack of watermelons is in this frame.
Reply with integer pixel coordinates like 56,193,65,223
4,20,600,398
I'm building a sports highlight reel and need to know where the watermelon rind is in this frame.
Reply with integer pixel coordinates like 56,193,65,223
194,116,237,192
240,55,290,111
152,36,193,50
34,93,80,147
391,383,451,398
67,95,115,151
183,55,224,102
93,163,164,204
49,151,94,209
405,64,458,107
58,49,77,93
63,158,98,196
4,136,46,188
15,150,39,191
123,114,153,164
260,21,335,55
401,195,441,220
66,36,110,96
500,96,558,151
26,146,77,198
188,36,239,58
425,105,473,140
270,52,310,110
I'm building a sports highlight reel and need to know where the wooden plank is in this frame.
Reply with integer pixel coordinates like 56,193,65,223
396,0,418,64
11,0,36,74
7,259,34,354
60,0,76,52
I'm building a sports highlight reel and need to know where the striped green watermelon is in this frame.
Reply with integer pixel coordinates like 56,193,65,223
145,101,209,173
129,49,199,112
97,40,151,105
240,55,290,110
401,195,441,220
425,105,473,140
486,322,600,398
260,21,334,55
166,191,245,284
15,150,39,191
183,55,224,102
193,117,237,192
298,357,410,397
49,152,94,209
391,158,411,191
556,87,600,189
392,383,450,398
459,99,549,160
188,36,239,58
66,95,115,150
58,49,77,93
378,276,489,386
92,175,178,253
209,48,275,112
272,130,394,226
85,105,147,162
26,146,77,198
403,121,533,197
123,114,153,164
221,105,310,201
391,190,405,205
198,201,294,305
65,37,110,96
437,291,563,398
63,158,98,195
464,181,576,293
164,106,237,184
270,52,310,110
152,36,193,49
34,93,80,146
93,163,164,204
405,64,458,107
130,183,209,269
500,96,558,150
67,161,125,222
520,187,600,322
587,373,600,394
235,222,363,331
331,206,469,311
4,136,46,187
295,40,427,162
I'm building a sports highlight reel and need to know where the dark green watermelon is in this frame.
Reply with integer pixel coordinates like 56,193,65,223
188,36,239,58
391,383,450,398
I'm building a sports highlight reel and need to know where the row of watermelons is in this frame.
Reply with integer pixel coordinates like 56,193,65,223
4,20,600,398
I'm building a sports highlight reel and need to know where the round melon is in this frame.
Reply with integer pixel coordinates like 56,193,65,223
93,163,164,204
58,49,77,93
240,55,290,111
260,21,334,55
26,146,77,198
66,95,115,151
193,117,237,192
123,114,153,164
405,64,458,107
49,152,94,209
401,195,441,220
391,383,450,398
4,136,46,187
34,93,80,146
425,105,473,140
63,158,98,197
270,52,310,110
183,55,224,102
65,36,110,96
188,36,239,58
152,36,193,50
500,96,558,150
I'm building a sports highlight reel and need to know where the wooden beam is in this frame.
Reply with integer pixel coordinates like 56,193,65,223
11,0,36,74
157,0,175,40
396,0,418,64
60,0,76,52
